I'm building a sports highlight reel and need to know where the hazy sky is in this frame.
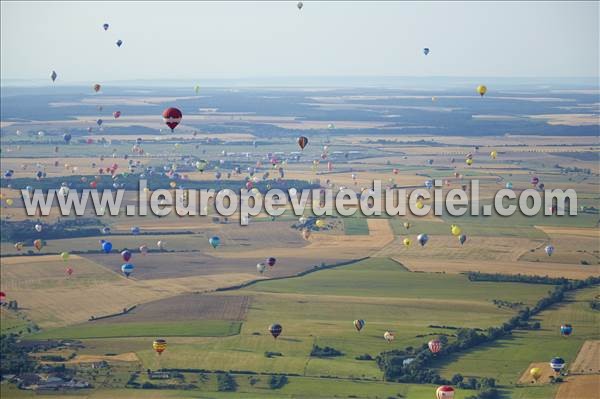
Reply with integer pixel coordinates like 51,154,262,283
1,1,598,83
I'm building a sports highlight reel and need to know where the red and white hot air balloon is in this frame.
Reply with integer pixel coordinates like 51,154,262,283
428,339,442,354
162,107,182,132
436,385,455,399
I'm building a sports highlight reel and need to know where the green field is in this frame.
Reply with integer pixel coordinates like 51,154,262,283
31,320,241,340
343,217,370,235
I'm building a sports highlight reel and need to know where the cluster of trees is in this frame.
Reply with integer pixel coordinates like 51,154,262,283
268,374,288,389
310,345,343,358
216,372,237,392
590,299,600,311
492,299,524,309
1,219,104,243
376,275,600,385
0,334,37,375
466,272,573,285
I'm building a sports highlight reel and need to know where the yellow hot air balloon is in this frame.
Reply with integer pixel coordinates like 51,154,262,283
153,339,167,355
5,198,13,206
403,238,411,247
315,219,326,228
384,331,395,342
490,150,497,159
416,200,424,209
451,225,461,236
530,367,542,382
477,85,487,97
60,252,70,262
466,158,473,166
403,222,411,229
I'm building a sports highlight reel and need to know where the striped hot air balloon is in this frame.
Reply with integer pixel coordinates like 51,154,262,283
560,324,573,337
297,136,308,150
428,339,442,354
162,107,182,132
353,319,365,332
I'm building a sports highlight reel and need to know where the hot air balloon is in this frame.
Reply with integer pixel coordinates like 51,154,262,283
354,319,365,332
403,222,411,229
417,233,429,246
550,357,566,373
116,39,123,47
157,240,165,250
531,176,539,186
266,257,276,267
466,158,473,166
297,136,308,150
490,150,497,159
96,118,103,127
153,339,167,355
269,323,282,339
545,245,555,256
315,219,326,228
476,85,487,97
209,236,220,249
384,331,395,342
14,242,24,251
35,223,43,232
121,263,134,277
131,226,140,235
451,225,461,236
560,324,573,337
113,111,121,119
93,83,101,93
101,241,112,253
0,291,5,303
121,250,132,262
162,107,182,132
530,367,542,382
33,239,43,251
194,85,200,95
257,263,266,274
506,182,513,190
403,238,411,247
297,1,303,10
60,252,69,262
423,48,430,55
436,385,455,399
51,70,57,82
102,23,109,31
139,245,148,255
62,133,72,144
458,234,467,245
65,267,73,277
428,339,442,354
302,229,311,240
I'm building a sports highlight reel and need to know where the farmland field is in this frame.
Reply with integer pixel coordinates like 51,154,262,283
1,14,599,397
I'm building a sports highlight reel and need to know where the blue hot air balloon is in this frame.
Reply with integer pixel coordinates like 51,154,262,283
423,48,430,55
101,241,113,253
417,233,429,247
121,263,134,277
550,357,566,373
103,23,109,31
116,39,123,47
560,324,573,337
209,236,220,249
131,226,140,235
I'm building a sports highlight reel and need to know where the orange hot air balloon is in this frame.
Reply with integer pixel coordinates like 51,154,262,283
33,239,43,251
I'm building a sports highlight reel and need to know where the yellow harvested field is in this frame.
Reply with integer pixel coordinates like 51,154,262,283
399,258,599,280
1,255,258,328
555,375,600,399
529,114,600,126
518,362,555,385
536,226,600,239
570,341,600,374
215,218,393,260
